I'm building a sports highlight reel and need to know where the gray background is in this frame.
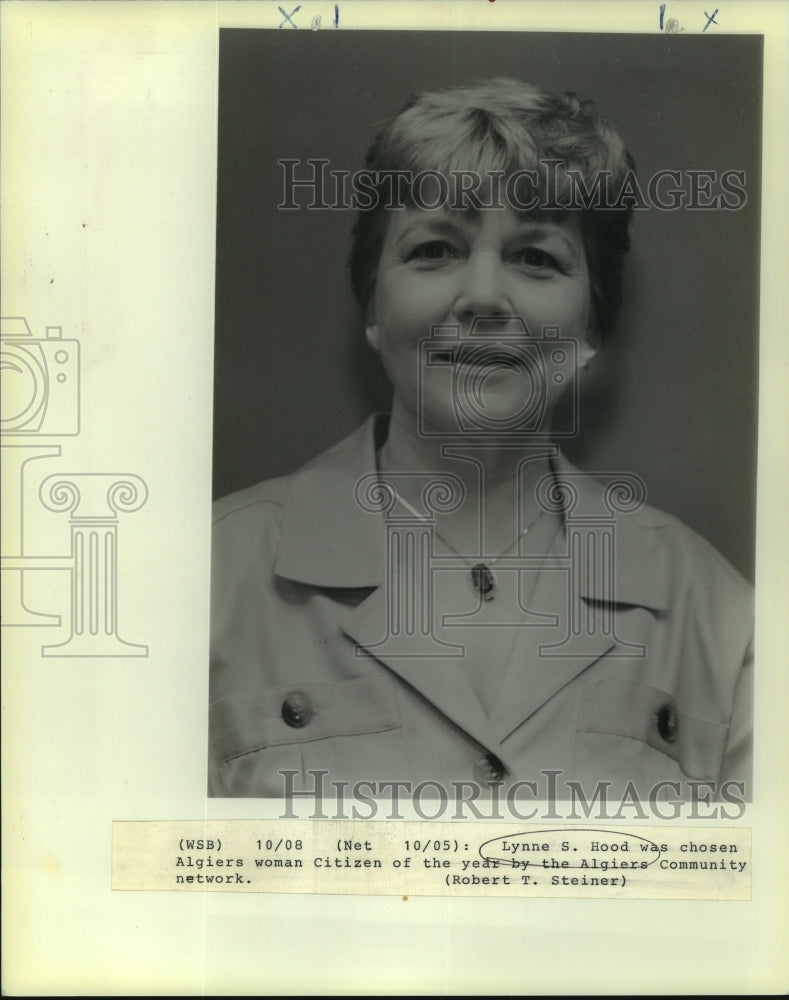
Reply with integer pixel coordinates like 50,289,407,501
213,29,761,581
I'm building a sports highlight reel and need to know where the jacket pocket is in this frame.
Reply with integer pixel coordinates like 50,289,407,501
210,675,402,762
575,677,729,781
209,675,403,796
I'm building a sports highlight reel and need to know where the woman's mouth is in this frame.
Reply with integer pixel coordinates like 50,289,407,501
433,345,529,369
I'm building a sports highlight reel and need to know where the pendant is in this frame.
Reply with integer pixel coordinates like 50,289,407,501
470,563,496,600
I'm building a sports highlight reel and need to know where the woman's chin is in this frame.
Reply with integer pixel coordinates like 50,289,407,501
417,391,552,438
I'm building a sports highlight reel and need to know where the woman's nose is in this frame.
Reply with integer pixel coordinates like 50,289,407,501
452,252,512,318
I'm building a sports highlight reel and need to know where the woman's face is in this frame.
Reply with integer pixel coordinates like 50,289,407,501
367,204,594,436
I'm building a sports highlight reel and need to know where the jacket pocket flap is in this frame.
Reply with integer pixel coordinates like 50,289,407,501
210,675,401,763
577,678,729,780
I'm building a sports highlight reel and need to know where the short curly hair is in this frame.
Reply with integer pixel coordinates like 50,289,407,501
349,77,635,343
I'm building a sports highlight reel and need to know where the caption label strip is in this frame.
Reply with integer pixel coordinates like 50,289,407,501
112,821,750,899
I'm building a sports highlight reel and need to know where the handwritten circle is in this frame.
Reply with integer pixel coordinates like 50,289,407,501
479,828,663,869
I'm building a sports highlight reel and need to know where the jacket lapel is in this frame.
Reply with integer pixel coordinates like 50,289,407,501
488,552,615,742
488,456,670,742
339,586,511,762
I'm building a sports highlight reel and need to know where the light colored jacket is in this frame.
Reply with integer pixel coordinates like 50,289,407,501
209,416,753,800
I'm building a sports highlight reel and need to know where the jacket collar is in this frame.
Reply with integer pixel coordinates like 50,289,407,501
274,415,388,589
274,414,668,611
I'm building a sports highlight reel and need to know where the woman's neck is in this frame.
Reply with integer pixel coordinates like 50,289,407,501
378,403,557,557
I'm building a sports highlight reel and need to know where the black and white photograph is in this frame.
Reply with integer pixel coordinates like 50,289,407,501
3,2,788,995
210,29,759,809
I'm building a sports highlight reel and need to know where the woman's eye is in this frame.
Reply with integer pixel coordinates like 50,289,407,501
514,247,559,270
410,241,457,262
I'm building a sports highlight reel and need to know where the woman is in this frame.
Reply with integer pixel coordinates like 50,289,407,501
209,79,753,803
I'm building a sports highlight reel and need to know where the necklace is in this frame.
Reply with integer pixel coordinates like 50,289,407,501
389,486,548,602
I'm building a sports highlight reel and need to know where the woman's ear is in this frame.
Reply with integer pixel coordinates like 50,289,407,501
365,301,380,352
365,324,380,352
578,337,597,369
578,323,599,369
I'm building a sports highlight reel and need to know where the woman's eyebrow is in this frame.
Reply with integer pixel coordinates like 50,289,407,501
394,216,475,247
515,222,581,256
393,214,581,256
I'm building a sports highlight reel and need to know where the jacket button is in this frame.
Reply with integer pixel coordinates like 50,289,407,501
656,703,678,743
282,692,313,728
473,752,505,784
471,564,495,600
